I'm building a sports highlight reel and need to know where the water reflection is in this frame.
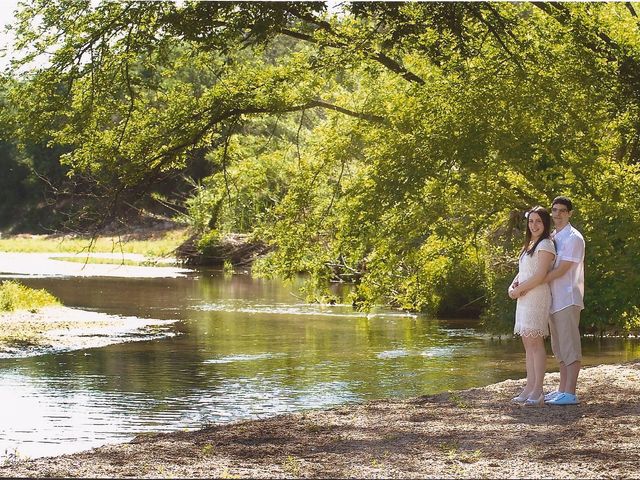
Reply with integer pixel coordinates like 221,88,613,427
0,273,638,460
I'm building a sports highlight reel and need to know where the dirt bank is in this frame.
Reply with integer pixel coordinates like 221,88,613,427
1,360,638,478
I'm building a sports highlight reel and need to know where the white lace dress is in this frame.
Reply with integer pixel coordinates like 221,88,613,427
514,238,556,337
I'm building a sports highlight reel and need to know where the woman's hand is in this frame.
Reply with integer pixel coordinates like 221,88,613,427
508,285,520,299
508,279,520,299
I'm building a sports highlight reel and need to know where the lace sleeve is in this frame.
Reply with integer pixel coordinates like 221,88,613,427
537,238,556,256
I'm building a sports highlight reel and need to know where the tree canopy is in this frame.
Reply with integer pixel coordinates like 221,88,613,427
2,1,639,333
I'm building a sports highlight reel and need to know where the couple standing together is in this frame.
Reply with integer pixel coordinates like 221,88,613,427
508,196,585,407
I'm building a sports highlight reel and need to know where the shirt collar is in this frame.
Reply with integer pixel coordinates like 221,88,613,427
553,223,572,239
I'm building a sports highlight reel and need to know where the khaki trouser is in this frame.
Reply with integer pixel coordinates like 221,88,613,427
549,305,582,365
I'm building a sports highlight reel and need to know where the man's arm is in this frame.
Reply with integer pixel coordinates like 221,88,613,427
544,260,573,283
518,260,573,296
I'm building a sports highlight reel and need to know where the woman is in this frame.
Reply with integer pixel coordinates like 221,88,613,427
508,206,556,406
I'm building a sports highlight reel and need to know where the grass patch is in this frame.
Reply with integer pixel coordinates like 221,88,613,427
282,455,301,476
439,441,482,463
219,469,240,479
0,229,189,258
0,281,62,348
448,392,470,409
0,281,60,312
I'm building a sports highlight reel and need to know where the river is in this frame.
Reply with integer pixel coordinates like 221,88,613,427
1,272,638,461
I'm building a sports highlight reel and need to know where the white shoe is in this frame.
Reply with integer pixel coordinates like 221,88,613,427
511,392,529,404
524,393,545,407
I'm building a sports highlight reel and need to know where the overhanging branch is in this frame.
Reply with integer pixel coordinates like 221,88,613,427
147,99,386,166
281,12,425,85
532,2,620,61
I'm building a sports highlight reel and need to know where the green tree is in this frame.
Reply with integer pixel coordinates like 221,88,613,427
4,1,640,332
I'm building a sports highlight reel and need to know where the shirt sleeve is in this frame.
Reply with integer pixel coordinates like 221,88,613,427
537,239,556,256
558,234,584,263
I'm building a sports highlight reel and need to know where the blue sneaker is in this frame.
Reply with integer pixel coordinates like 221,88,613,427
547,392,580,405
544,391,562,402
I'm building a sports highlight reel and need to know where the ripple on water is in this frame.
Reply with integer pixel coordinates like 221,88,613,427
421,346,459,357
376,349,410,359
441,328,478,337
203,353,288,364
377,346,467,359
193,301,417,319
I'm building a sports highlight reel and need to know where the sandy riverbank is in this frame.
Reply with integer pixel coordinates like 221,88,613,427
0,252,192,278
0,306,177,358
1,360,638,478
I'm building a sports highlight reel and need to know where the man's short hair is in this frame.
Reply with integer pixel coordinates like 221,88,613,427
552,196,573,211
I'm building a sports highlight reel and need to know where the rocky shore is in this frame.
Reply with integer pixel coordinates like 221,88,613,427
1,360,638,479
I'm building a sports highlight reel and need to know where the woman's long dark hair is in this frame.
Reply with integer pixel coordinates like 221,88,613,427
521,206,552,256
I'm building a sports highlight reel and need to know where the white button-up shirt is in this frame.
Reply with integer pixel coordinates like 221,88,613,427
550,223,585,313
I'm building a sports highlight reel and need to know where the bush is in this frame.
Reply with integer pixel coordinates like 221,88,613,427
0,281,60,312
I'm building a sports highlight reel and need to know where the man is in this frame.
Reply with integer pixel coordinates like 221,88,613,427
542,196,585,406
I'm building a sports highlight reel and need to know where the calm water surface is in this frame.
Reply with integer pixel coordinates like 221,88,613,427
1,273,638,460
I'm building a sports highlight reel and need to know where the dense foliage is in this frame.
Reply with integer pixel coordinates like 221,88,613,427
2,1,639,333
